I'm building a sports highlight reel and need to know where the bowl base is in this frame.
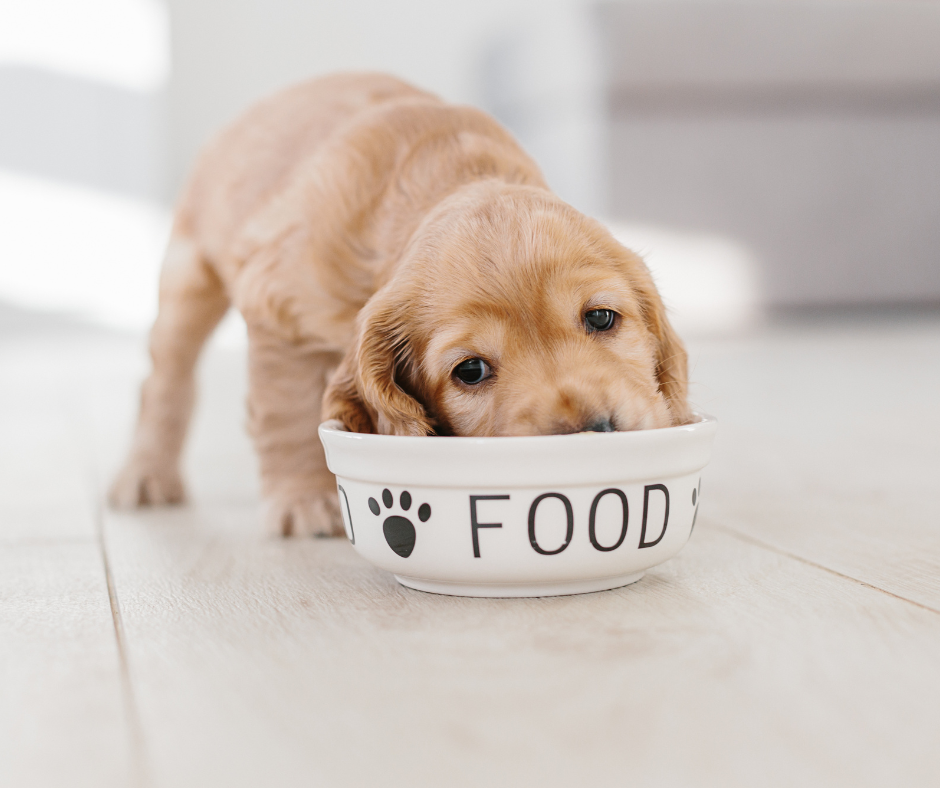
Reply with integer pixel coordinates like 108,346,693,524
393,571,645,598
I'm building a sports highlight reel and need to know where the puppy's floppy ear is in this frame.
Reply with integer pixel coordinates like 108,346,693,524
322,288,434,436
634,271,691,425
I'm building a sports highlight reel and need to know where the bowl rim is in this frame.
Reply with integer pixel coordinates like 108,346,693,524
319,412,715,443
319,413,717,488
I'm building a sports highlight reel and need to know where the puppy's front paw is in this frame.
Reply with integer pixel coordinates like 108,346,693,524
264,493,343,538
108,457,186,508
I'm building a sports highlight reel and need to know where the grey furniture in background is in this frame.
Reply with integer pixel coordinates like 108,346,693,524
485,1,940,309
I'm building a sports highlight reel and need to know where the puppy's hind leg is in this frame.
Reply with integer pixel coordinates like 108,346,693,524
109,235,229,507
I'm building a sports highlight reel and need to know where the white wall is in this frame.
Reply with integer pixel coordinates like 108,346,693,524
163,0,571,200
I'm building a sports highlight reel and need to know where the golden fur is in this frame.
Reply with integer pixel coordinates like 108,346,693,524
110,72,689,536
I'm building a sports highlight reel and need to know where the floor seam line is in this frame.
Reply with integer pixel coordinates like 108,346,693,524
95,494,154,788
711,522,940,616
64,384,153,786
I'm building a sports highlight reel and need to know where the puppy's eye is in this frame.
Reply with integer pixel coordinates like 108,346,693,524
585,308,616,332
453,358,491,385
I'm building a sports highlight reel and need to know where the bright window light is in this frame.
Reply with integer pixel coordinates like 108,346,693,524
0,169,249,346
0,168,169,329
0,0,170,91
608,222,763,335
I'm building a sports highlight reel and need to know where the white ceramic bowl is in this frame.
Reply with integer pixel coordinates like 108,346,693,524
319,415,717,598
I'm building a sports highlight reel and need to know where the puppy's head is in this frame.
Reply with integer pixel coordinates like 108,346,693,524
323,183,689,436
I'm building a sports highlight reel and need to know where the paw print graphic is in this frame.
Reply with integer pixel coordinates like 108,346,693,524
369,488,431,558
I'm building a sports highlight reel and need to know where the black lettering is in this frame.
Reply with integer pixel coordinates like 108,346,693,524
469,495,509,558
588,488,628,552
528,493,573,555
639,484,670,548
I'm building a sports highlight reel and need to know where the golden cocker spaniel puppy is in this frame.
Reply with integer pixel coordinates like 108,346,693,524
110,72,689,536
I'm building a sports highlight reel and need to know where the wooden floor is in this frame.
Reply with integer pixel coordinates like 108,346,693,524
2,305,939,788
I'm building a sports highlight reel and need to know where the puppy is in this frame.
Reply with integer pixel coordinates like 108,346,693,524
110,72,689,536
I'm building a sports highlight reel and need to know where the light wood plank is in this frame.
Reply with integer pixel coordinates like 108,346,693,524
0,542,139,788
0,317,144,786
687,318,940,609
11,305,938,787
103,505,940,788
0,336,99,541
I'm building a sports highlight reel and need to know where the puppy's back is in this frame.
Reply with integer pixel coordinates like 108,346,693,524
175,73,439,264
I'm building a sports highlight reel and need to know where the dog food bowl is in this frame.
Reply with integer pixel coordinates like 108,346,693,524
318,414,717,597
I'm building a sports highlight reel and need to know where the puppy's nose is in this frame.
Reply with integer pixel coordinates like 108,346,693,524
584,418,614,433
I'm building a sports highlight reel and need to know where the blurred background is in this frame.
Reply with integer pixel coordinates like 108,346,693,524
1,0,939,339
3,8,940,784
